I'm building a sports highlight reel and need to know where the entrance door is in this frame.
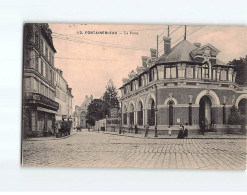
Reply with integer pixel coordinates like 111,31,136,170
199,96,212,130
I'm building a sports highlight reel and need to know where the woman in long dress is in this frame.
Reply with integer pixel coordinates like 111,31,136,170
184,123,188,138
177,124,184,139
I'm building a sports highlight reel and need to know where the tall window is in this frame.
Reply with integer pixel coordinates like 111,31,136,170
202,63,209,79
35,53,39,71
137,101,143,125
223,105,226,124
168,100,174,126
165,67,177,79
198,67,202,79
221,70,227,81
45,46,48,59
40,39,43,53
41,61,44,75
186,67,194,79
138,76,142,87
149,68,155,82
129,104,134,125
123,105,127,125
35,32,39,48
148,99,155,126
45,65,48,78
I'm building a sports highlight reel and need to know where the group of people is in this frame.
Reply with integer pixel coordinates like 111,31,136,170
120,123,190,138
177,123,189,139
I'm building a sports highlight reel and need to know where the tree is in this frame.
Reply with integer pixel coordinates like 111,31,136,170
229,56,247,86
86,99,109,126
102,79,119,109
228,106,245,125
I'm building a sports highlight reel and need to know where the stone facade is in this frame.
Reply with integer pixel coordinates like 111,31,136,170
55,69,73,121
120,38,247,135
23,23,59,137
72,95,93,128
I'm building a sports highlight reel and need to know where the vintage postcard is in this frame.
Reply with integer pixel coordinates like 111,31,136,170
22,23,247,169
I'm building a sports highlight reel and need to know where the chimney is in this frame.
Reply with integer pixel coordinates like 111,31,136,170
150,48,157,58
141,56,148,67
163,37,171,55
193,42,201,48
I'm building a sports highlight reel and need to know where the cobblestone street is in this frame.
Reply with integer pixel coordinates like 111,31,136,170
22,130,246,169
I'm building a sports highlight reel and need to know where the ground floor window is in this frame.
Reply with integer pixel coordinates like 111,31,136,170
129,112,134,125
168,101,174,126
123,113,127,125
147,99,155,126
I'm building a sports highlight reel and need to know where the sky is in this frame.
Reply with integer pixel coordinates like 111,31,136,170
48,24,247,111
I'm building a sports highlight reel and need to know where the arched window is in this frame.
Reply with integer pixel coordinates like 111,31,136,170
123,105,127,125
147,98,155,126
137,101,143,125
168,100,174,126
202,63,209,79
129,103,134,125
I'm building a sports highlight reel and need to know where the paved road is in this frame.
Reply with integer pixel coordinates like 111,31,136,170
22,131,246,169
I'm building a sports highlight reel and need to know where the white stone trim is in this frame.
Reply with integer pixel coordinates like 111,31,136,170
127,100,135,112
195,90,221,106
145,92,156,109
135,97,144,111
235,94,247,108
164,97,178,105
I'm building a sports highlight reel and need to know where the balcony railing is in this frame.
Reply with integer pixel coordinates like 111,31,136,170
25,92,59,110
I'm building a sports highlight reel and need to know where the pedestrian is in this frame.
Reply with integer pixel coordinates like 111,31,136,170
184,123,188,138
177,124,184,139
134,124,138,134
119,125,122,134
168,125,172,136
201,121,205,135
144,124,149,137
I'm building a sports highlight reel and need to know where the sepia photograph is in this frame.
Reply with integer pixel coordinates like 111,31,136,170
21,23,247,169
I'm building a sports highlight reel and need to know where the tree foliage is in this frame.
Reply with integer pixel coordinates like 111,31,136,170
228,106,245,125
86,99,109,126
102,79,119,109
229,56,247,86
86,79,119,126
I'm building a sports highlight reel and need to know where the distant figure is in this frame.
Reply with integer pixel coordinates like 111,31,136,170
184,123,188,138
201,121,205,135
119,125,122,134
88,126,90,131
134,124,138,134
168,125,172,136
177,124,184,139
144,124,149,137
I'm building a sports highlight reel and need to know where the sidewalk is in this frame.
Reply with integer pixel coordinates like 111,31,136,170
24,131,78,141
98,130,246,139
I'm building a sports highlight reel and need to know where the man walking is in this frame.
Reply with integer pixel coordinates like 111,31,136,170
144,124,149,137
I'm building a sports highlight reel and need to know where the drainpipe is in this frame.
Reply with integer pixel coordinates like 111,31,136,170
154,84,158,137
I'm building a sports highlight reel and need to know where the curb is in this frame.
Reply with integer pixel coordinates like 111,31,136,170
102,132,246,140
25,132,78,141
54,132,78,140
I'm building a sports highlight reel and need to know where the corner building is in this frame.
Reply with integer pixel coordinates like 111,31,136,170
119,37,247,134
23,23,59,137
